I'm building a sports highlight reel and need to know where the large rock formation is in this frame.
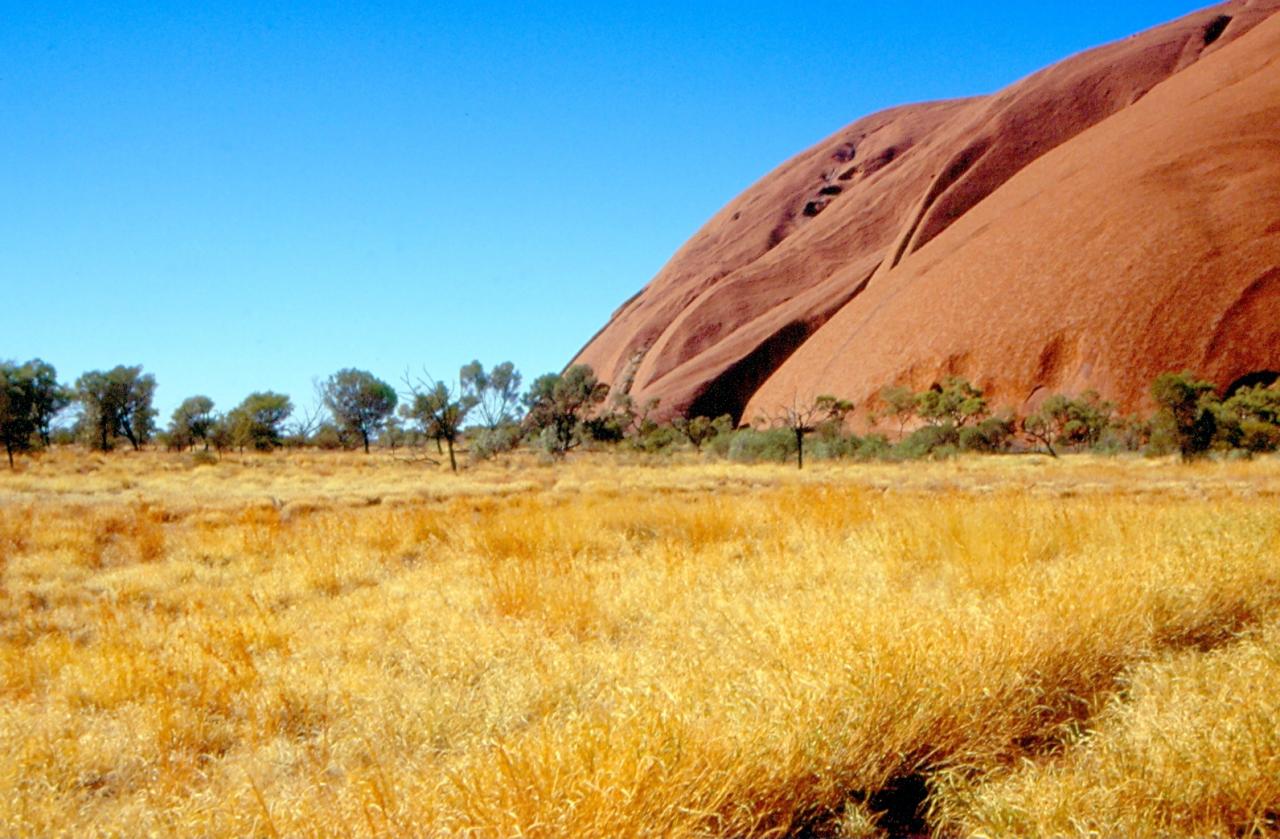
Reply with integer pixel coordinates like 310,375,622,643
572,1,1280,424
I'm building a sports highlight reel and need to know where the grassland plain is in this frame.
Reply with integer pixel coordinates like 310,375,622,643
1,449,1279,837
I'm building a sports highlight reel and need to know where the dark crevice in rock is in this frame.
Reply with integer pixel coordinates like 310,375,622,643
686,320,813,424
1225,370,1279,397
686,266,879,423
831,142,858,163
1203,14,1232,47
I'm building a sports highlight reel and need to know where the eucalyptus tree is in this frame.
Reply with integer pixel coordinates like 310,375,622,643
75,365,157,451
321,369,398,453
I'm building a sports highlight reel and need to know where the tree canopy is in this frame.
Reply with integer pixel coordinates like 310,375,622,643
75,365,157,451
322,369,398,453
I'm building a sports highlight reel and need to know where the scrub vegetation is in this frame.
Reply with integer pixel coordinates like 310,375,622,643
2,450,1279,837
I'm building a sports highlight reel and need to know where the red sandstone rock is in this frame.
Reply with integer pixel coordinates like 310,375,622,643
571,1,1280,425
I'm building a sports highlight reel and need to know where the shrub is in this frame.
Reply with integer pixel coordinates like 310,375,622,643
581,414,627,444
1238,419,1280,454
1095,415,1149,454
706,429,736,459
189,450,219,467
672,415,733,452
1143,413,1179,458
960,415,1015,453
632,424,682,455
1151,372,1218,460
895,423,959,460
807,435,854,461
854,433,892,460
916,377,987,428
469,424,523,461
727,428,796,463
1217,385,1280,454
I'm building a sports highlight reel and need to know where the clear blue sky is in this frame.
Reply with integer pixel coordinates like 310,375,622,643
2,1,1216,420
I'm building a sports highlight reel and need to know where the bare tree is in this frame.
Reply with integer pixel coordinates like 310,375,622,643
763,394,853,470
286,393,326,448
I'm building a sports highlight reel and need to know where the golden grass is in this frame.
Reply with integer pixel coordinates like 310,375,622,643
1,449,1279,837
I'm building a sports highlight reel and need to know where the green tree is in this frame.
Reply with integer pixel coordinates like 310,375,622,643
75,365,158,451
916,377,987,428
230,392,293,451
380,416,408,450
875,385,917,437
959,414,1015,453
459,360,523,429
459,361,525,461
0,362,37,468
523,365,609,457
1151,371,1218,460
402,377,475,472
22,359,70,446
321,369,398,453
583,392,660,446
673,414,734,452
1024,391,1115,457
168,396,217,451
1217,385,1280,453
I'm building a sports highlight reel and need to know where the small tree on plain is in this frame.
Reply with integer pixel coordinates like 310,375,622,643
402,373,475,472
916,377,987,429
876,385,917,437
0,362,37,468
459,360,523,429
75,365,158,451
168,396,217,451
229,391,293,451
321,369,398,453
1218,384,1280,453
1151,371,1218,460
1023,391,1115,457
673,414,734,452
522,365,609,457
764,394,853,469
23,359,70,447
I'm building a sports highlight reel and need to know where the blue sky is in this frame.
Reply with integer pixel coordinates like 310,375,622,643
2,1,1215,420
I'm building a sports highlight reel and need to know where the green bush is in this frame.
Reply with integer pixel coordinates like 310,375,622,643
1143,413,1179,458
808,434,856,460
1217,385,1280,454
706,428,736,459
895,423,959,460
469,424,523,460
1151,371,1218,460
1094,416,1149,454
854,433,892,460
727,428,796,463
959,416,1015,453
1239,419,1280,454
632,423,682,455
312,422,348,451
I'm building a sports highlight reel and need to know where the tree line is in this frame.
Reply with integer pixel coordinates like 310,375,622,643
2,357,1278,469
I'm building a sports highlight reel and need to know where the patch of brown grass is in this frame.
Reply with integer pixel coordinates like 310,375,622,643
0,450,1279,836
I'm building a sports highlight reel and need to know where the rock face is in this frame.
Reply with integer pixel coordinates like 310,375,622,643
572,1,1280,424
